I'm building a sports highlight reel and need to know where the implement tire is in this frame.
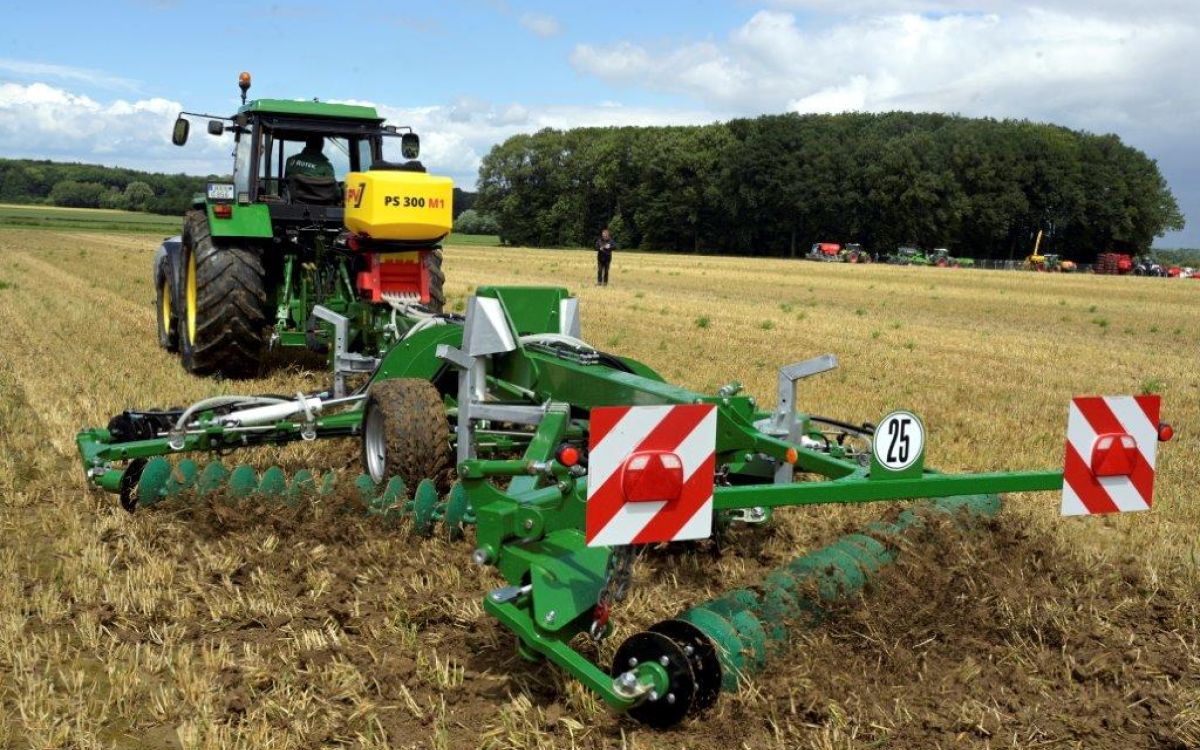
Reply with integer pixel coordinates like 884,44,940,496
425,248,445,314
180,210,267,377
362,379,453,491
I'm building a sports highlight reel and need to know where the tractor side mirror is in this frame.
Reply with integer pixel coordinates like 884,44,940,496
207,120,225,136
401,132,420,159
171,117,190,146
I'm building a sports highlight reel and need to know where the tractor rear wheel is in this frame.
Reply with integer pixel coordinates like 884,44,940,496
362,378,454,490
425,248,446,313
180,210,267,377
155,265,178,352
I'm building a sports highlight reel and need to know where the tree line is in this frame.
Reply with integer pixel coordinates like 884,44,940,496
0,158,479,219
475,112,1185,261
0,159,215,214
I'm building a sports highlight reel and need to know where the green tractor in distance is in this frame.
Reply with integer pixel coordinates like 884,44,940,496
157,72,454,385
930,248,973,268
885,246,972,268
840,243,872,263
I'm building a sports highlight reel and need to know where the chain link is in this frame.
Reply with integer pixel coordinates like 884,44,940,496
589,545,636,642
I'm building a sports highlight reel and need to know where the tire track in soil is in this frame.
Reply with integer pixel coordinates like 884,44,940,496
0,253,166,458
9,244,152,321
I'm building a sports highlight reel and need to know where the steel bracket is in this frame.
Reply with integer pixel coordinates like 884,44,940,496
312,305,379,398
438,295,546,464
754,354,838,483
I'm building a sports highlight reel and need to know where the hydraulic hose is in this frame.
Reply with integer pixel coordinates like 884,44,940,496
172,396,289,432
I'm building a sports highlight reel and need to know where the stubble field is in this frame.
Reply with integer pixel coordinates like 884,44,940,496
1,227,1197,749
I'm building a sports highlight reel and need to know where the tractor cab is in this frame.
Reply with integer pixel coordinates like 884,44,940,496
172,93,427,232
159,73,454,379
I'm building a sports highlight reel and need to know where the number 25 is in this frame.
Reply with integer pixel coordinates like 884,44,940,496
886,418,911,464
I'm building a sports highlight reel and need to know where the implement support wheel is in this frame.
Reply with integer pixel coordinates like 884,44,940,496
362,379,454,491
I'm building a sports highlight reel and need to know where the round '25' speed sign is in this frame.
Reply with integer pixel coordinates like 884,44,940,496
872,411,925,471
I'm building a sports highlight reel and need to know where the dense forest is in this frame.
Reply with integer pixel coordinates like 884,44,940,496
0,158,478,219
476,112,1185,261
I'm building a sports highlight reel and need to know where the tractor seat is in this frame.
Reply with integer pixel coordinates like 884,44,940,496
285,174,341,206
370,159,427,173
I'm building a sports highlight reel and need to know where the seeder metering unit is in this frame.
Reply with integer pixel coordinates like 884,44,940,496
76,286,1173,727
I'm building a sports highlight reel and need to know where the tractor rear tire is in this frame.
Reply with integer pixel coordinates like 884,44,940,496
425,248,446,313
362,379,454,491
155,264,178,352
180,210,267,377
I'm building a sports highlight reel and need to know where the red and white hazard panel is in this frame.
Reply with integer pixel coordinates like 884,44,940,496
1062,395,1162,516
585,404,717,546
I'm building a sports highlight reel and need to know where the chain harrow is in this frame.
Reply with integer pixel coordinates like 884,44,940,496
125,457,476,539
590,544,637,641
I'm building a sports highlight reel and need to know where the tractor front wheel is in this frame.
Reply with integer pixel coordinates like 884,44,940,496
155,265,178,352
362,379,454,490
180,210,267,377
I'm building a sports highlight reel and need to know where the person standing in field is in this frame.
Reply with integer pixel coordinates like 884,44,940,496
594,227,615,286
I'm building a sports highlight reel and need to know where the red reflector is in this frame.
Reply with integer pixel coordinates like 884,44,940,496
556,445,580,467
1090,433,1138,477
1158,422,1174,442
212,204,233,219
785,447,798,464
621,450,684,503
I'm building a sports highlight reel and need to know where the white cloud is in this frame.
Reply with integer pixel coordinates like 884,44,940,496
765,0,1196,18
519,12,561,38
0,59,141,92
570,7,1198,133
0,82,229,174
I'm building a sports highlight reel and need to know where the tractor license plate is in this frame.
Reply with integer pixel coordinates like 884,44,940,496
207,182,235,201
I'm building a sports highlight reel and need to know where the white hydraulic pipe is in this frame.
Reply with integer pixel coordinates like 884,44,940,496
173,396,288,431
220,396,325,427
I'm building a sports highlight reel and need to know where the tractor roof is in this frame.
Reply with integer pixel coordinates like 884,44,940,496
238,99,383,122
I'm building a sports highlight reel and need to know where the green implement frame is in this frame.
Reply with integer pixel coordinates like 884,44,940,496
77,285,1155,727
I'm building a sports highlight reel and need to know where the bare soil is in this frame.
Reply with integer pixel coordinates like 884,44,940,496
65,489,1198,750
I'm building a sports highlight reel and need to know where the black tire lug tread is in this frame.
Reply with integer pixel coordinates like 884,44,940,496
155,267,179,352
425,248,446,314
180,210,268,377
362,379,454,493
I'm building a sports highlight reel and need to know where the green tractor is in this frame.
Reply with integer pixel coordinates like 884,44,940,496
157,72,454,383
929,248,964,267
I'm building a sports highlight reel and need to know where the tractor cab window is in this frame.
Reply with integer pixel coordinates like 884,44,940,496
327,138,353,178
232,132,253,198
258,133,357,205
278,136,351,182
377,135,417,166
357,139,376,170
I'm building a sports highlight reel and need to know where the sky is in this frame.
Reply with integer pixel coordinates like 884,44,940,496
0,0,1196,245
